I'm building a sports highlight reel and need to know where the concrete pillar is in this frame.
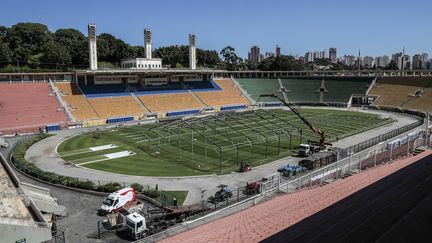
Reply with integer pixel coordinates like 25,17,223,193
88,24,98,70
144,28,152,59
189,33,196,70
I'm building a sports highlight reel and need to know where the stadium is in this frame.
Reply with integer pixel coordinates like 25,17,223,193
0,22,432,243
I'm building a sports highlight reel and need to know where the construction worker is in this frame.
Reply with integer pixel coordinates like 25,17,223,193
173,197,178,209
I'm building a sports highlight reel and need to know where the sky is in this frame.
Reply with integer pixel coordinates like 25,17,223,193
2,0,431,58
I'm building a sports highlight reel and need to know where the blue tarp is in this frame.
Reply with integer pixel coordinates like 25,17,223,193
264,102,281,107
106,116,134,124
166,109,200,117
220,105,247,111
46,124,61,132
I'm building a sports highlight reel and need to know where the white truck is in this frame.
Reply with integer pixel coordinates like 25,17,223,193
126,212,150,240
99,187,136,215
125,204,207,240
298,144,312,157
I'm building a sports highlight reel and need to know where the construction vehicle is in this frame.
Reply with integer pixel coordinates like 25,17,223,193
240,162,252,172
277,165,307,177
98,187,137,215
207,185,233,203
125,204,208,240
245,177,270,195
259,93,332,155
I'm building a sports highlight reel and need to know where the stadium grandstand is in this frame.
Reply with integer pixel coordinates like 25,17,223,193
88,96,144,119
55,82,100,121
0,83,68,135
138,93,204,113
369,76,432,112
195,79,251,107
237,77,373,104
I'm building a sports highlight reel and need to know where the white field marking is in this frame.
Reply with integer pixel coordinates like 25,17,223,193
76,151,136,166
89,144,118,151
61,148,92,157
135,140,149,144
125,134,143,138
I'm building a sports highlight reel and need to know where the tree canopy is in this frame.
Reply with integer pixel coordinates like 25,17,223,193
0,22,221,71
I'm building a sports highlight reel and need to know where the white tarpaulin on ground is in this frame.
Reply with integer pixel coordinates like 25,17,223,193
89,144,117,151
104,151,135,159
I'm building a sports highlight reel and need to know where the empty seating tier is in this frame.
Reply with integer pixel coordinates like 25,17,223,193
369,76,432,111
0,83,68,134
237,78,281,102
138,93,203,113
194,79,250,107
55,82,100,121
88,96,144,119
238,77,372,103
79,83,130,98
281,77,371,103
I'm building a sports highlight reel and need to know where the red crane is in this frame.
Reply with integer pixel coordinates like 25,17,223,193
259,93,330,146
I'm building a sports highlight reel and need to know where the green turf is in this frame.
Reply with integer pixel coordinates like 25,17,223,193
57,108,393,176
157,191,188,206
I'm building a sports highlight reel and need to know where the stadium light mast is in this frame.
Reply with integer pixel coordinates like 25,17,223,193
144,28,152,59
88,24,98,70
189,33,196,70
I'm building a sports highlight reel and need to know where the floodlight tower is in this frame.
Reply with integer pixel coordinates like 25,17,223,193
88,24,98,70
144,28,152,59
189,33,196,70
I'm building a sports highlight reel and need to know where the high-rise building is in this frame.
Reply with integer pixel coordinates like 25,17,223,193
412,53,428,69
189,33,196,70
363,56,374,67
249,46,261,63
392,52,403,70
329,48,337,63
341,55,356,66
88,24,97,70
144,28,152,59
375,55,390,68
265,52,274,58
275,45,281,57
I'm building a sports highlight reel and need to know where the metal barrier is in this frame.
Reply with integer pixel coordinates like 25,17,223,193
279,137,424,194
342,119,423,157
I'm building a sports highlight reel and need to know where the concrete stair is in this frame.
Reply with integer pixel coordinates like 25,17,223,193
131,92,152,115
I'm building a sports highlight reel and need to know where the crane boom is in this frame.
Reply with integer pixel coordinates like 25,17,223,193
259,93,326,145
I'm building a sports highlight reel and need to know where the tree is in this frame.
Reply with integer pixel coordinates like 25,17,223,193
385,60,398,70
97,33,133,66
6,22,52,61
0,42,12,67
41,41,72,67
54,28,85,65
197,49,220,67
220,46,242,71
258,55,305,71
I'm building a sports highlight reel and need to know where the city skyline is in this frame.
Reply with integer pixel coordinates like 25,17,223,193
2,0,432,59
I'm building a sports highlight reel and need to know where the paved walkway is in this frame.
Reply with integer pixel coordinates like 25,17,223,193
24,108,419,205
159,150,432,243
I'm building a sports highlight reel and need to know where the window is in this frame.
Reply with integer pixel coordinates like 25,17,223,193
137,221,142,227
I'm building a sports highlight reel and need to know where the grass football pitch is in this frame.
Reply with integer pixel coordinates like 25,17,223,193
57,109,392,176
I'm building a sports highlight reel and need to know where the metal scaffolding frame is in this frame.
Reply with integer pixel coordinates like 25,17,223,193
137,110,303,173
